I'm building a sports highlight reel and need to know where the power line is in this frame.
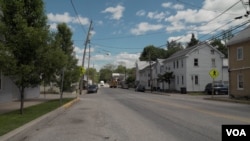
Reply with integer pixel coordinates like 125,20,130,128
175,0,240,15
91,42,143,50
205,0,241,25
70,0,87,34
93,31,167,41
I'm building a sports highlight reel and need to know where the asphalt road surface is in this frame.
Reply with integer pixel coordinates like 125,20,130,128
7,87,250,141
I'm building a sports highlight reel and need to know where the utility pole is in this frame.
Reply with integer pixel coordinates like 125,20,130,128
80,20,93,95
87,43,91,87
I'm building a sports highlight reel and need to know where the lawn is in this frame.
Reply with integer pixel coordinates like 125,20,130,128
0,98,73,136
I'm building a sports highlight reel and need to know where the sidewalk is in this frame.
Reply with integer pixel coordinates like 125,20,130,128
0,91,83,115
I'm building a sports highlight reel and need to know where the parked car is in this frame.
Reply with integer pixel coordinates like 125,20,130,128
135,85,145,92
204,83,228,95
87,84,98,93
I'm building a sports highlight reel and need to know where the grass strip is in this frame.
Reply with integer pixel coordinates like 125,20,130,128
0,98,73,136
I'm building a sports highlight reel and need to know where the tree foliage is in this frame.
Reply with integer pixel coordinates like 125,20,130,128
166,40,184,57
0,0,50,114
187,33,199,48
86,67,98,84
210,38,228,58
99,64,113,82
54,23,80,91
139,45,168,61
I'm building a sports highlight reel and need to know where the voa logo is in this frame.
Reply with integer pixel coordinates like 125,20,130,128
226,129,246,136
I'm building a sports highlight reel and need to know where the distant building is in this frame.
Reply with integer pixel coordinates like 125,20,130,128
135,42,229,93
227,25,250,98
162,42,228,92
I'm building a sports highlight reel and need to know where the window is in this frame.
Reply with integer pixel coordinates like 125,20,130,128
194,58,198,66
181,59,184,68
194,75,199,85
177,60,179,68
211,50,215,54
211,58,216,67
237,47,243,60
237,74,244,89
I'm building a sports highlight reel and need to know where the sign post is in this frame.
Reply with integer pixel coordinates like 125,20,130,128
209,68,219,98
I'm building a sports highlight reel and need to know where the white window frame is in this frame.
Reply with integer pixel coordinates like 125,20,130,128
194,58,199,67
194,75,199,85
237,74,244,90
237,47,243,60
211,58,216,67
211,50,215,54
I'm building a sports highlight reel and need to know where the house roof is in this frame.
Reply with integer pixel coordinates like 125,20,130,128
165,42,221,62
156,59,165,65
227,25,250,46
136,61,149,70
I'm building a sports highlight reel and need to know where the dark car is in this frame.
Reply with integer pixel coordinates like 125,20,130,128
204,83,228,95
135,85,145,92
87,85,98,93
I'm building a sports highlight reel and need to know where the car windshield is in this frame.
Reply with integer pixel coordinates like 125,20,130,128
89,85,97,88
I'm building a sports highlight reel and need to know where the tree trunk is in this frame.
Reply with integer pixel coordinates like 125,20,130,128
20,86,25,115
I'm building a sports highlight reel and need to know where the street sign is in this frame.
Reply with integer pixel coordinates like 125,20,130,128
209,68,219,79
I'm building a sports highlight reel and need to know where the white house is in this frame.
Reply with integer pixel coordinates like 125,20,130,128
135,60,155,90
162,42,228,92
151,59,165,90
0,72,40,103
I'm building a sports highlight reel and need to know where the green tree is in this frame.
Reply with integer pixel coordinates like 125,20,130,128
99,64,115,82
139,45,168,61
187,33,199,48
115,65,126,74
40,32,68,86
210,38,228,58
157,72,174,91
54,23,80,92
166,40,183,57
0,0,49,114
221,29,233,44
86,67,98,83
125,67,136,88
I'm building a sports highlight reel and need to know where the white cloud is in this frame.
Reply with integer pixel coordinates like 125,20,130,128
162,2,172,8
136,10,146,16
147,11,168,22
165,21,186,32
164,0,246,36
130,22,164,35
173,4,184,10
162,2,184,10
114,52,140,69
47,12,89,25
47,12,72,23
102,5,125,20
72,16,89,25
49,23,58,30
168,33,197,44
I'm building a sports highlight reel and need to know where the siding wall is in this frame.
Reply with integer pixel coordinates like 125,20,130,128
0,75,40,103
186,46,225,92
228,40,250,98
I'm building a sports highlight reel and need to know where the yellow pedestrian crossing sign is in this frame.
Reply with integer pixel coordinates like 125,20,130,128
209,69,219,79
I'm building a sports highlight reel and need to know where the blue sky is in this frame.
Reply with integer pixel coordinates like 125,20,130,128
43,0,249,71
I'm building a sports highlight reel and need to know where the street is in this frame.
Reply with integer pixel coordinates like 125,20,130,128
7,87,250,141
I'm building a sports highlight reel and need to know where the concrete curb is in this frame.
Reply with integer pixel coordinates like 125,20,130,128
0,97,80,141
